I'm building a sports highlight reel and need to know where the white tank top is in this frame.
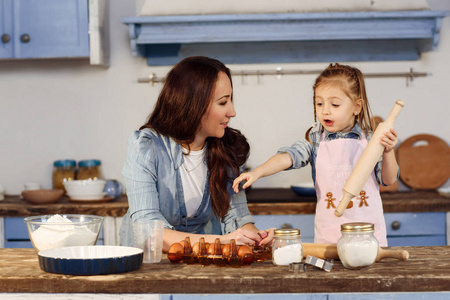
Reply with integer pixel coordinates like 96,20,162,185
180,147,207,218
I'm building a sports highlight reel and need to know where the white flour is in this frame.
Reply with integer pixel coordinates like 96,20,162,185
273,243,302,265
31,214,98,251
338,239,378,268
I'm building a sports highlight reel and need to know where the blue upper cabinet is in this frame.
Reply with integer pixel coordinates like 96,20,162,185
122,11,449,66
0,0,89,59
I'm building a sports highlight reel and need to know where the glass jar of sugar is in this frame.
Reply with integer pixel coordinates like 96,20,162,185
337,222,379,269
272,228,302,266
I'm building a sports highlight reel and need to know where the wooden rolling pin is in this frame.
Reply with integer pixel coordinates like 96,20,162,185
335,100,405,217
303,243,409,262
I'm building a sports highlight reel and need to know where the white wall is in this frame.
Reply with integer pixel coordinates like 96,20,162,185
0,0,449,195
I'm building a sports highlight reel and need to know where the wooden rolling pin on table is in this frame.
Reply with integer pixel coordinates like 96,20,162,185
303,243,409,262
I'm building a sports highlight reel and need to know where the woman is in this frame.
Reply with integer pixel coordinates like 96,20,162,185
120,56,273,251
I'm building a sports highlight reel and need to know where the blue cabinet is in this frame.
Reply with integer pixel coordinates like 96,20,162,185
385,212,446,246
253,212,447,246
4,216,104,248
0,0,89,59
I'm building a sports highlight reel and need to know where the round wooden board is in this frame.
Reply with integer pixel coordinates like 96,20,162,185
397,134,450,189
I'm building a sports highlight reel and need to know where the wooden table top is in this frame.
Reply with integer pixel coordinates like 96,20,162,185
0,246,449,294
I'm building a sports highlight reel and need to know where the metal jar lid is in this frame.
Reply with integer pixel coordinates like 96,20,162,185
274,228,301,236
340,222,374,232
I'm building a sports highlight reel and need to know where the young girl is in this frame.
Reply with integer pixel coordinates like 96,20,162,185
232,63,399,246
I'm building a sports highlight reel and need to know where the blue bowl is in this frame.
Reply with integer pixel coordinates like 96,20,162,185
38,246,143,275
291,183,316,197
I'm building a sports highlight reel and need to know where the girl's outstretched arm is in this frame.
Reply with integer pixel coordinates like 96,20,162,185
380,128,399,185
232,153,293,193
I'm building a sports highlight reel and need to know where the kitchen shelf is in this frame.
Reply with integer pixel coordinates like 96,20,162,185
122,10,449,65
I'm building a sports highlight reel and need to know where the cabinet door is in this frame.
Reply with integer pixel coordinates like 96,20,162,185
13,0,89,58
0,0,13,58
385,212,446,246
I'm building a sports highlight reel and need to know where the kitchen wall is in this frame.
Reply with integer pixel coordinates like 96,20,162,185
1,0,449,195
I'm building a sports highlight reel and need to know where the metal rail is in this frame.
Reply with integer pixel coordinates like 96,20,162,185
138,68,428,87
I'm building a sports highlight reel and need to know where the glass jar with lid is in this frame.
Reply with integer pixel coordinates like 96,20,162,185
272,228,302,266
52,160,76,193
76,159,104,180
337,222,379,269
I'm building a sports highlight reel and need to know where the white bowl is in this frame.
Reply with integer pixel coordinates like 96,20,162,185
24,214,104,252
63,179,106,197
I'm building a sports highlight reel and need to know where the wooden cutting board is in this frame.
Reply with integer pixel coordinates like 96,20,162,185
397,134,450,189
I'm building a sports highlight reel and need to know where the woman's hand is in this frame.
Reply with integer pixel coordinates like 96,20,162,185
380,128,398,153
257,228,275,246
232,171,261,194
225,228,262,246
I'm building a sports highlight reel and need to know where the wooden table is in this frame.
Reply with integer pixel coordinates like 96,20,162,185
0,246,449,294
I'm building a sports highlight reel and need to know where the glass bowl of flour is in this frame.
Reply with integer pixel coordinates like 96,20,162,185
24,214,104,252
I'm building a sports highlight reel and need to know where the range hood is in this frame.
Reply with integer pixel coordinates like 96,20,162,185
122,10,449,66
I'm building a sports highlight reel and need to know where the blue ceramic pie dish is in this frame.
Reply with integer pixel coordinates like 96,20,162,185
291,182,316,197
38,245,144,275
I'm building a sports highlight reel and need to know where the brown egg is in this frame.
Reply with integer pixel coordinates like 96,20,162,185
207,242,216,255
237,245,252,257
222,243,231,257
192,242,200,255
168,242,184,263
238,245,253,265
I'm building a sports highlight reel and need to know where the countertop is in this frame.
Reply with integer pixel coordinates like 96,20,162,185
0,246,449,294
0,190,449,217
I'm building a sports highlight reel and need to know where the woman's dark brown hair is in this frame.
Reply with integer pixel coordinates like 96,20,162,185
305,63,375,141
140,56,250,219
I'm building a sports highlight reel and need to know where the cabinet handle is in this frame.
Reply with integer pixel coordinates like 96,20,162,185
20,34,30,43
391,221,401,230
281,223,292,229
1,34,10,43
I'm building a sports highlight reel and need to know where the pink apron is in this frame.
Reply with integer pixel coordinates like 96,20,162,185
314,132,387,246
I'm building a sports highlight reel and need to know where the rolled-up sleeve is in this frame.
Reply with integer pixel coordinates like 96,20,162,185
277,138,313,170
222,187,254,234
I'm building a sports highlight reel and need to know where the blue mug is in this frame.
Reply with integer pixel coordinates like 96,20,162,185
104,180,124,198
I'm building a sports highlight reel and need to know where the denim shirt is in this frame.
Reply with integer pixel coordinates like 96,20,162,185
119,128,254,247
277,123,394,185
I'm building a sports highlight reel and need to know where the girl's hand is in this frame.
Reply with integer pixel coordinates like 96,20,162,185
380,128,398,153
225,228,262,246
232,171,260,194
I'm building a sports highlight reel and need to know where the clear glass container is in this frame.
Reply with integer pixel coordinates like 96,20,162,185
337,222,379,269
76,159,104,180
52,160,76,193
272,228,302,266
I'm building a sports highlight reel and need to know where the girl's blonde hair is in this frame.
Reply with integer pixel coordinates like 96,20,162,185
305,63,375,141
